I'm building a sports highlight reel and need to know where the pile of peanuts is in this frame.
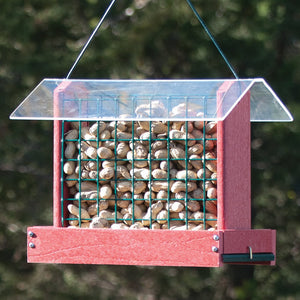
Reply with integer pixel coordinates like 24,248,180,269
63,103,218,230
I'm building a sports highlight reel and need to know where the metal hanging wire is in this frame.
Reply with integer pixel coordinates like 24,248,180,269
186,0,239,79
66,0,117,79
66,0,239,79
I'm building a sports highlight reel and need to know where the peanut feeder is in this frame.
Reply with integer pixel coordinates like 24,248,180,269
11,78,293,267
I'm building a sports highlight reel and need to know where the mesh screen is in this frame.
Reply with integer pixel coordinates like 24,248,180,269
61,120,217,230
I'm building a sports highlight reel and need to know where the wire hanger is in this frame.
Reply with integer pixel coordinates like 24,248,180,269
66,0,239,79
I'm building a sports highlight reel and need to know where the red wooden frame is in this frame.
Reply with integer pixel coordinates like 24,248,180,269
27,82,276,267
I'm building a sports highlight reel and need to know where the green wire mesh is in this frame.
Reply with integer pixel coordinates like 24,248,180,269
61,120,217,230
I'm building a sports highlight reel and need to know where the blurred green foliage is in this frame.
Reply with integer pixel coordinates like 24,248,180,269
0,0,299,299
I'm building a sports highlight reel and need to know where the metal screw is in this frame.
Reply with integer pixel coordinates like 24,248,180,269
213,235,219,241
212,246,218,253
28,231,34,237
29,242,35,249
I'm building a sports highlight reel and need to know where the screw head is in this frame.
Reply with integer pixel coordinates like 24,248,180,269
29,242,35,249
28,231,34,237
213,235,219,241
212,246,218,253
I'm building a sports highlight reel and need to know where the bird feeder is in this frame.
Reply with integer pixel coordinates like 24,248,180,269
10,78,293,267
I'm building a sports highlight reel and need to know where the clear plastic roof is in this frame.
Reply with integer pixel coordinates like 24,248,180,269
10,78,293,122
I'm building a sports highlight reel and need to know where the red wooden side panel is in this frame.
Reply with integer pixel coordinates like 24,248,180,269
53,81,91,227
27,227,223,267
217,91,251,230
53,83,62,227
223,229,276,254
223,229,276,265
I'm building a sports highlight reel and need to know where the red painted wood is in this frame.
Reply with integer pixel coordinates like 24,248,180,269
53,120,61,227
27,227,222,267
223,229,276,265
217,91,251,230
216,81,235,230
223,229,276,254
53,84,62,227
53,81,86,227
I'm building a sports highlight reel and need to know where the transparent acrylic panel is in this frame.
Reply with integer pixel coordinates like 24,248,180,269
249,80,294,122
10,78,293,122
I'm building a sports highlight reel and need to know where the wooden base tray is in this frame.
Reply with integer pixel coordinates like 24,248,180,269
27,227,275,267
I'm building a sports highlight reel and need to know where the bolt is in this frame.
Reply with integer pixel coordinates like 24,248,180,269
212,246,218,253
29,242,35,249
213,234,219,241
28,231,34,237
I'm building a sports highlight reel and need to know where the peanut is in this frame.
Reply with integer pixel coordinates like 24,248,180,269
88,201,109,215
128,203,144,219
68,214,79,226
156,190,168,200
151,122,168,134
90,217,109,228
171,224,196,230
187,200,201,212
65,174,78,187
116,142,130,158
110,223,129,229
85,146,97,159
65,129,78,140
205,121,217,134
79,222,91,228
167,201,184,213
100,130,111,140
65,142,76,159
207,187,217,199
205,213,217,227
197,168,212,179
116,165,130,179
89,170,97,179
89,121,106,136
130,222,147,230
152,169,168,179
188,143,203,155
67,204,90,222
99,167,115,180
171,181,197,193
176,170,197,180
170,144,191,169
81,127,98,148
151,140,167,152
63,161,76,175
194,121,205,130
154,149,168,159
156,209,168,224
85,160,98,171
100,184,113,199
169,130,195,146
97,147,114,159
142,201,163,226
76,181,98,191
139,132,156,145
205,200,217,215
150,181,171,192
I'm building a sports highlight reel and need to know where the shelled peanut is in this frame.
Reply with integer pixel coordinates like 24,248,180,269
63,111,218,230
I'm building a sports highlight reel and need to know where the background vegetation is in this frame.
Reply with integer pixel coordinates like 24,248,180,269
0,0,299,299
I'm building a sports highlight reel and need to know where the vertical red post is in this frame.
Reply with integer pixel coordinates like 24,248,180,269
52,81,89,227
217,83,251,230
53,87,63,227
